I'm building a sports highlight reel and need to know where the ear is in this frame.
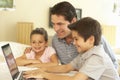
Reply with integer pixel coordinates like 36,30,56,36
88,35,95,45
71,17,77,23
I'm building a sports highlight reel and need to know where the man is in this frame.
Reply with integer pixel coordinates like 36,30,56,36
51,1,118,69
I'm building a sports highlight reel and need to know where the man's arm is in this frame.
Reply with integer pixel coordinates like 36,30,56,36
101,36,118,69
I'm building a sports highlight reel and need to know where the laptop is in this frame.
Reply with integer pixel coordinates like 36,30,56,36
1,43,36,80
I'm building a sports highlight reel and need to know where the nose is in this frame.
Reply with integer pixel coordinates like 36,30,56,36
73,40,76,45
35,42,40,46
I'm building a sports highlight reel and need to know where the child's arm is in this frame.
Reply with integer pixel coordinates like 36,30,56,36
16,54,41,66
24,64,88,80
25,54,59,68
16,54,30,66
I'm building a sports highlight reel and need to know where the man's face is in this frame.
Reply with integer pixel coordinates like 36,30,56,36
51,15,71,39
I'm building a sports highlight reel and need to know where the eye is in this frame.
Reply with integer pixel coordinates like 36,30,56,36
57,23,64,26
38,41,43,43
32,41,36,44
74,38,78,41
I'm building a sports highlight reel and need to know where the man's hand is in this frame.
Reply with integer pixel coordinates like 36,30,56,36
24,47,32,54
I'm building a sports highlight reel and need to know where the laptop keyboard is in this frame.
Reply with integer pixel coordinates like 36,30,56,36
14,71,36,80
14,72,20,79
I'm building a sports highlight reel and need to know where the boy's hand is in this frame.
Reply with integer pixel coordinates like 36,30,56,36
24,47,32,54
24,69,44,79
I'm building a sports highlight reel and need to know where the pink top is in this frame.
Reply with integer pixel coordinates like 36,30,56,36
25,46,56,63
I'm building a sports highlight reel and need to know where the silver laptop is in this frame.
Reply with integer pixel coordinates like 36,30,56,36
1,43,35,80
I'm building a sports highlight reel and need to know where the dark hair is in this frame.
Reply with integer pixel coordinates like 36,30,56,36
30,28,48,42
68,17,102,45
51,1,77,22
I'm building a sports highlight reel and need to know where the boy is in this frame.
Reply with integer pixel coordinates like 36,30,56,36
24,17,119,80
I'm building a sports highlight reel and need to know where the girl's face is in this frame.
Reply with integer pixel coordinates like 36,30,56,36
72,30,94,53
30,34,47,53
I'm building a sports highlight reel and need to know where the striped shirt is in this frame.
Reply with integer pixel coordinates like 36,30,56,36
52,34,78,64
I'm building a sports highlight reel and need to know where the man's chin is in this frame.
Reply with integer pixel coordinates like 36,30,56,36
57,35,66,39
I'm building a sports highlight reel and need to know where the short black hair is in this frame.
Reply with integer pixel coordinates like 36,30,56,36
51,1,77,22
30,28,48,42
68,17,102,45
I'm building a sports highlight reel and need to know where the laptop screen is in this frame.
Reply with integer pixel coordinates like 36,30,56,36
1,44,19,78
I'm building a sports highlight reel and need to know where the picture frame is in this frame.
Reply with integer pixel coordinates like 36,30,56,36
49,8,82,28
0,0,15,11
75,8,82,21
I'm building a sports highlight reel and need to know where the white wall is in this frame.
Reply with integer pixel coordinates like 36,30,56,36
0,0,119,42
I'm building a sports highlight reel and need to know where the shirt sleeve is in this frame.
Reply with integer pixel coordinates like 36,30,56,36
79,55,105,80
70,55,80,69
46,46,56,57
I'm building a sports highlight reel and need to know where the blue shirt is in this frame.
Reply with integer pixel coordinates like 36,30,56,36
52,34,78,64
100,36,118,69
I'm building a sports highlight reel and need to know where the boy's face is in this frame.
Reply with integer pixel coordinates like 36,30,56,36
51,14,71,39
30,34,47,53
72,30,94,53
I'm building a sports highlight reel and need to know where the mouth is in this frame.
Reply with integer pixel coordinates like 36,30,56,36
76,45,80,49
34,47,41,50
57,31,64,36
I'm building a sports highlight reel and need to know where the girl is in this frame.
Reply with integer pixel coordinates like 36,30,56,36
16,28,59,68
